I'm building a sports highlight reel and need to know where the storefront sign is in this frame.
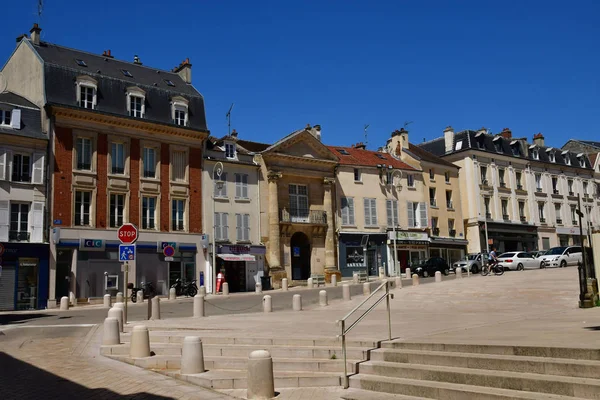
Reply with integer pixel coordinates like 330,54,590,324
388,231,429,242
390,243,428,250
79,239,105,251
157,242,177,252
346,247,364,264
556,226,587,235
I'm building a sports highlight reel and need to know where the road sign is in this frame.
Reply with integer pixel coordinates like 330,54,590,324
164,257,174,262
163,245,175,257
118,223,139,244
119,244,136,262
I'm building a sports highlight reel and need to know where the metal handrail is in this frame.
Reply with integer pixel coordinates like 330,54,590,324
336,279,394,388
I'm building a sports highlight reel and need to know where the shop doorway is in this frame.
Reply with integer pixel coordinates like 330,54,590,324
291,232,311,280
55,250,71,300
168,262,195,288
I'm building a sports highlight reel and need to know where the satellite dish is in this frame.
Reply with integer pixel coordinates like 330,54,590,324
0,72,7,94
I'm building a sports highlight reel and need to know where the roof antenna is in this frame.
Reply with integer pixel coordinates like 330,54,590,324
226,103,234,136
404,120,413,129
364,124,369,149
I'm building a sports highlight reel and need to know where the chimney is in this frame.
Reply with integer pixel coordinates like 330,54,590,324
311,124,322,141
444,126,454,153
102,50,114,59
500,128,512,140
133,55,142,65
30,23,41,45
231,129,238,139
174,58,192,84
353,142,366,150
533,133,545,147
388,128,407,156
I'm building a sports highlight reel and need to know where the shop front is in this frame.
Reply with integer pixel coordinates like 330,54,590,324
387,231,430,274
0,242,49,311
479,222,538,253
429,237,468,266
338,233,388,277
215,244,266,292
556,226,587,247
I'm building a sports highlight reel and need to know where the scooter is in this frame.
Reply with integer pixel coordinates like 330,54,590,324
129,281,156,302
171,279,198,297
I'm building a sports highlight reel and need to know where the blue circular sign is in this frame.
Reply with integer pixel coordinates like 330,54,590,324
163,245,175,257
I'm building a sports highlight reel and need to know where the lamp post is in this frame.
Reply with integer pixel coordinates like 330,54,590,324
387,169,403,276
212,162,224,294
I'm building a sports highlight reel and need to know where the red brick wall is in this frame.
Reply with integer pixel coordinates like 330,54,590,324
96,133,108,228
189,147,202,233
129,139,140,226
160,143,170,231
53,126,73,226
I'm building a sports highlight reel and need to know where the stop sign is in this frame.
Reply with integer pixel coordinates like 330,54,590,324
117,223,138,244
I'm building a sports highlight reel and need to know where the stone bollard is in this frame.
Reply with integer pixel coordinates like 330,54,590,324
363,282,371,296
69,291,77,306
353,273,359,284
247,350,275,400
395,276,403,289
222,282,230,296
307,277,313,289
181,336,205,374
456,267,463,278
342,284,351,301
331,275,337,287
130,325,151,358
281,278,288,291
108,307,123,332
193,295,205,318
379,267,385,279
59,296,69,311
319,290,328,306
405,268,411,279
102,317,120,345
116,292,124,304
199,286,206,296
293,294,302,311
412,273,419,286
255,282,262,294
263,295,272,313
169,287,176,300
103,294,111,308
151,296,161,320
435,271,442,283
137,290,143,303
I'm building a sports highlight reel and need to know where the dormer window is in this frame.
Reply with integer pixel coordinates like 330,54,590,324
565,156,571,166
76,76,97,109
171,96,189,126
532,148,539,160
579,158,586,167
549,152,555,163
126,87,146,118
225,142,236,159
510,141,521,156
0,109,11,126
493,137,502,152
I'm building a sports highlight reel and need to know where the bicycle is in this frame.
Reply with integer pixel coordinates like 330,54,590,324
481,261,505,276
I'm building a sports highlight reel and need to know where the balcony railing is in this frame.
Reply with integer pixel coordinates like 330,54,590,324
572,220,578,225
517,184,523,190
485,212,492,219
584,193,589,199
432,227,440,236
280,208,326,224
520,215,527,223
9,231,30,241
569,191,574,196
449,229,456,237
447,201,453,209
557,218,563,224
503,214,510,221
536,188,543,193
499,182,506,188
430,199,437,207
540,217,546,223
553,189,560,195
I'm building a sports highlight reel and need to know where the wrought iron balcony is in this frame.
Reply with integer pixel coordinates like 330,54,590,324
280,208,326,225
569,191,574,196
9,231,30,241
503,214,510,221
449,229,456,237
517,184,523,190
536,188,543,193
520,216,527,222
432,227,440,236
430,199,437,207
499,182,506,188
447,201,453,209
485,212,492,219
572,219,578,225
540,217,546,223
553,189,560,195
557,219,563,224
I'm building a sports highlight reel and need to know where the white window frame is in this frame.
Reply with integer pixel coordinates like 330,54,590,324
429,188,436,207
11,152,31,183
444,171,450,183
538,202,545,221
406,174,415,188
224,142,236,159
76,136,93,171
127,87,146,118
386,199,398,228
10,202,29,233
549,152,556,163
480,166,488,183
341,197,355,226
0,109,11,126
535,173,542,190
111,142,125,175
407,201,428,228
532,148,539,160
74,190,92,227
235,173,249,199
364,198,377,227
76,76,98,110
142,146,158,179
171,148,188,183
518,201,526,218
215,212,229,241
236,213,250,242
579,157,586,167
109,193,126,228
171,198,186,231
555,203,562,223
289,184,309,222
429,169,435,181
141,196,157,230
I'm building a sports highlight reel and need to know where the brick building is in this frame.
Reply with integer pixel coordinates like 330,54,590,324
1,24,209,306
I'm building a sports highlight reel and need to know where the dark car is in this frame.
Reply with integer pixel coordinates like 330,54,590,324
414,257,451,278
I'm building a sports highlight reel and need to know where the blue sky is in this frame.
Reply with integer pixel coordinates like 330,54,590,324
1,1,598,149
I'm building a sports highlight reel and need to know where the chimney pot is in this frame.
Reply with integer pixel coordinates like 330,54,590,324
306,124,311,129
533,133,545,147
231,129,238,138
500,128,512,139
29,23,41,45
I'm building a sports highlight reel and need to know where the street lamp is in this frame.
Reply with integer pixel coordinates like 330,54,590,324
386,168,403,276
212,161,224,294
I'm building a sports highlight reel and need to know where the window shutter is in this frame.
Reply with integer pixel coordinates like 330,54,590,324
235,174,241,198
0,149,5,180
32,153,45,184
419,202,428,228
243,214,250,241
5,150,12,182
348,198,355,225
341,198,348,225
363,199,370,226
407,201,415,228
11,109,21,129
222,173,227,197
386,200,393,227
0,200,8,241
370,199,377,226
214,213,221,240
31,202,44,242
223,213,228,240
236,213,242,241
242,174,248,198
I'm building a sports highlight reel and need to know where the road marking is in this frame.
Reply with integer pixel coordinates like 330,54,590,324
0,323,97,331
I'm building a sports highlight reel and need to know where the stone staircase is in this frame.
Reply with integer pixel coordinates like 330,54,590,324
344,340,600,399
101,329,378,390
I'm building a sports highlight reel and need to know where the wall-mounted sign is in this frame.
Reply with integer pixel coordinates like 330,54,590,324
157,241,177,252
346,246,365,267
79,239,105,251
53,219,62,225
292,247,300,257
388,231,429,242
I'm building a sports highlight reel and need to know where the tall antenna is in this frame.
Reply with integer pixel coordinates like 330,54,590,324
225,103,234,136
37,0,43,22
364,124,370,148
404,121,413,129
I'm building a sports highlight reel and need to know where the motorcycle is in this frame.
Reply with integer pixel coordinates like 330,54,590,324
185,279,198,297
129,281,156,303
171,279,198,297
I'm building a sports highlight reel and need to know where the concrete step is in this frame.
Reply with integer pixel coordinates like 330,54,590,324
370,348,600,379
349,374,581,400
383,341,600,361
340,388,430,400
358,361,600,398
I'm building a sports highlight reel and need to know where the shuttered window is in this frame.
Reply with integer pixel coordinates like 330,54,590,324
235,173,249,199
341,197,355,226
171,150,187,182
407,201,428,228
236,213,250,241
364,198,377,226
215,212,229,240
214,172,228,197
386,200,398,227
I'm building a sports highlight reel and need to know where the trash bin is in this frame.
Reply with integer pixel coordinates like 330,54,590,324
260,276,272,291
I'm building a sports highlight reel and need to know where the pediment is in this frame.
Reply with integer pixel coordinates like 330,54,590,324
265,129,337,162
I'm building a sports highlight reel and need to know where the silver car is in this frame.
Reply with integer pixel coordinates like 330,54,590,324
452,253,484,274
496,251,538,271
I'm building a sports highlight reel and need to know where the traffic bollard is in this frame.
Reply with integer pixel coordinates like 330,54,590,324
137,290,143,303
103,294,111,308
435,271,442,283
102,317,120,345
130,325,151,358
395,276,403,289
307,277,313,289
116,292,124,304
193,295,205,318
331,275,337,287
281,278,288,291
412,273,419,286
255,282,262,294
319,290,328,306
363,282,370,296
405,268,411,279
199,286,206,296
222,282,230,296
107,307,123,332
181,336,205,374
263,295,272,313
343,284,351,301
60,296,69,311
151,297,161,320
293,294,302,311
456,267,463,278
247,350,275,399
169,287,176,300
353,273,359,284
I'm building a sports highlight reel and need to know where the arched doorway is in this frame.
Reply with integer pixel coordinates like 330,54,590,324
290,232,311,280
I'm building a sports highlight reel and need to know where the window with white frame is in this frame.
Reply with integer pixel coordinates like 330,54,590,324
498,168,506,186
109,193,125,228
74,190,91,226
364,198,377,226
142,147,157,178
480,165,488,184
444,171,450,183
10,203,29,234
171,97,189,126
235,173,249,199
516,171,522,188
111,142,125,174
141,196,157,230
538,202,545,221
549,152,556,163
555,203,562,223
429,188,436,207
519,201,526,218
446,190,453,208
407,201,427,228
289,184,309,221
76,137,92,171
225,142,236,159
406,174,414,187
127,87,146,118
429,168,435,180
11,153,31,182
0,109,11,125
431,216,438,231
484,197,491,216
172,199,185,231
215,212,229,241
448,218,455,233
353,168,361,182
171,150,187,182
532,148,539,160
568,179,574,194
579,157,586,167
552,176,558,193
79,85,96,109
583,181,589,195
571,205,577,223
386,199,398,227
236,213,250,242
214,171,227,198
341,197,355,226
535,173,542,190
501,199,509,219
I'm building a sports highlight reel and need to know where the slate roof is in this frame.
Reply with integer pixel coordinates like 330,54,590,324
579,140,600,149
327,146,416,170
588,153,598,167
419,130,592,170
407,143,458,169
236,139,270,153
30,40,207,131
0,92,44,140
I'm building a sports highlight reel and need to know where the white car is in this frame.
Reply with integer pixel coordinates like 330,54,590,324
496,251,538,271
537,246,583,269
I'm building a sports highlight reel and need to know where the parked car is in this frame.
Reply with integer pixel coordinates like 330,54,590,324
496,251,538,271
451,253,484,274
414,257,451,277
537,246,583,269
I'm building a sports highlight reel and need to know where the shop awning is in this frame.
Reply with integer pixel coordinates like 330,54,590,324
429,237,469,246
217,254,256,262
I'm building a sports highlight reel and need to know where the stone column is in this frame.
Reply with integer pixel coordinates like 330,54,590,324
267,171,285,284
323,177,339,283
